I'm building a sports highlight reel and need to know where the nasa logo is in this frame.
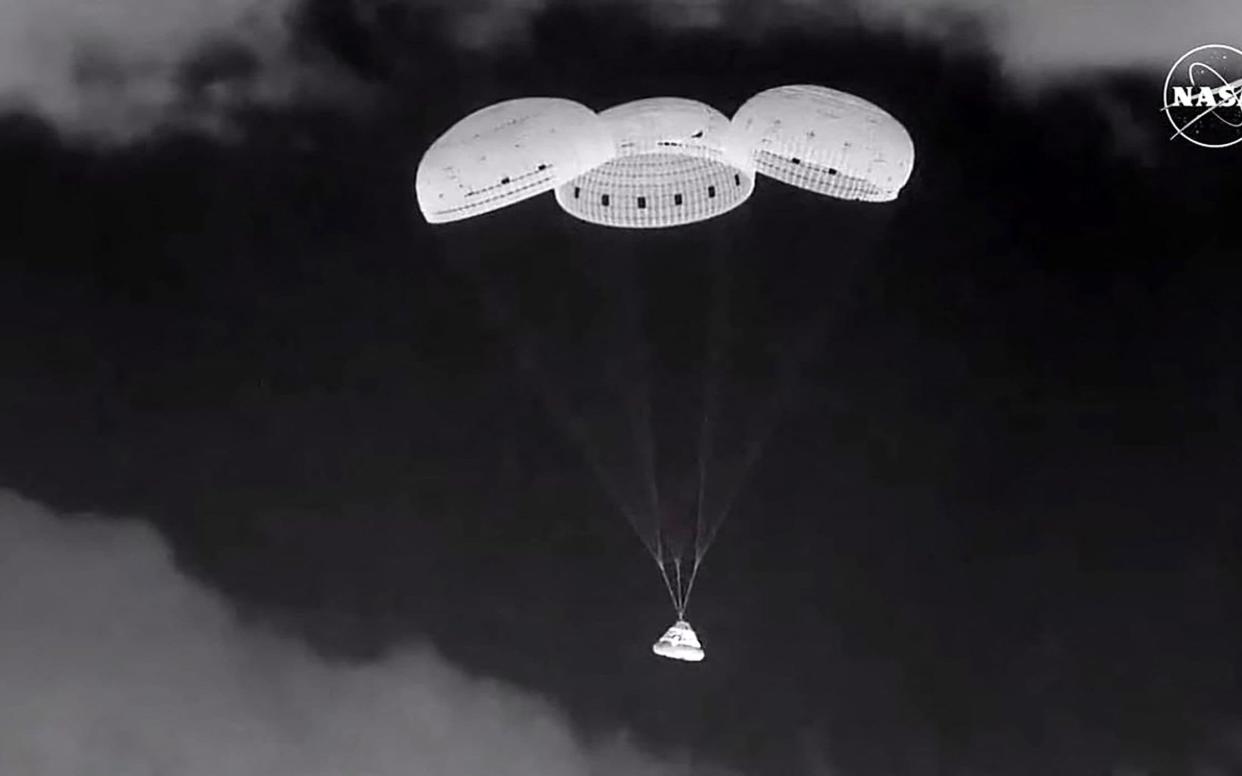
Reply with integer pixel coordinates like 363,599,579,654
1163,44,1242,148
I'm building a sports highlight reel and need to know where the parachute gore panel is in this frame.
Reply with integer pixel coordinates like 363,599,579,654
731,85,915,202
416,98,614,223
555,97,755,229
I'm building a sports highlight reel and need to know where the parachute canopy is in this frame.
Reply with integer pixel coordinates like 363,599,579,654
730,84,915,202
652,619,705,662
415,98,614,224
554,97,755,229
416,87,913,225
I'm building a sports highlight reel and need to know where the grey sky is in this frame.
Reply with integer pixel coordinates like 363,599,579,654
0,0,1232,137
0,490,696,776
0,0,298,138
858,0,1238,77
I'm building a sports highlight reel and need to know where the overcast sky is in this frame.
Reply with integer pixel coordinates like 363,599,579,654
1,0,1236,137
0,490,717,776
3,1,1241,775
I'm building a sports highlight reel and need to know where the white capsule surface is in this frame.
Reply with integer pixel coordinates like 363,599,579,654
652,619,705,662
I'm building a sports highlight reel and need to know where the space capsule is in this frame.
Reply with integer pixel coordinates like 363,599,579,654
652,619,705,662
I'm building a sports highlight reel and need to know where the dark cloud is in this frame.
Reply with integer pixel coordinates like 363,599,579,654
2,3,1241,775
340,0,1231,76
0,0,351,140
0,490,711,776
857,0,1236,78
3,0,1228,139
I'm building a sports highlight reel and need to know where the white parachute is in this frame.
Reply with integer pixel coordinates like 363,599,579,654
731,84,915,202
415,97,614,224
415,85,914,226
554,97,755,229
652,619,705,662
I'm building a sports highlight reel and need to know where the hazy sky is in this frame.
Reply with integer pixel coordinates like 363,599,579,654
3,2,1241,775
1,0,1236,137
0,490,708,776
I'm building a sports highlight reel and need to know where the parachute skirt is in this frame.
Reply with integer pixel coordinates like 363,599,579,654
652,619,705,662
416,85,914,227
